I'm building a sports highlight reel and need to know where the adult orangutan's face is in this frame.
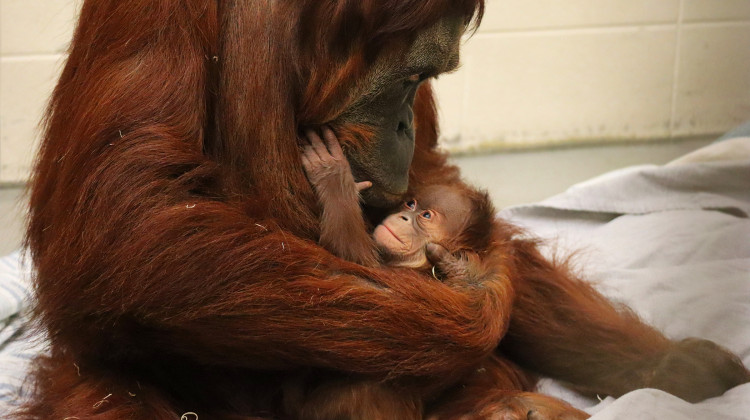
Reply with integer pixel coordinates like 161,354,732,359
335,17,464,208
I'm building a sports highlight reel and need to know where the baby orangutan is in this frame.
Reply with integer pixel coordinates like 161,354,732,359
300,126,496,278
373,188,487,273
294,127,588,420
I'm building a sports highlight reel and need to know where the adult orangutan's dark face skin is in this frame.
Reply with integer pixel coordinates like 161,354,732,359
335,17,464,208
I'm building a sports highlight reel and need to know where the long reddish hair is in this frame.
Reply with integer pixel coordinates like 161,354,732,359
26,0,485,376
214,0,484,231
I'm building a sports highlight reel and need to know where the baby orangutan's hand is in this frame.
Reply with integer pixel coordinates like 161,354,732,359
301,127,371,195
301,127,380,268
426,243,483,285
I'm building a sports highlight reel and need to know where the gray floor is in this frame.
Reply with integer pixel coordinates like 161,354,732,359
451,137,714,209
0,137,714,256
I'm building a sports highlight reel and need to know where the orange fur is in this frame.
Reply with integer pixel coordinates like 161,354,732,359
18,0,748,418
21,2,496,418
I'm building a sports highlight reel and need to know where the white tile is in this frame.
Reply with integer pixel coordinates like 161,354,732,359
0,57,63,182
672,23,750,136
456,29,677,150
682,0,750,22
479,0,680,32
1,0,77,55
432,65,467,146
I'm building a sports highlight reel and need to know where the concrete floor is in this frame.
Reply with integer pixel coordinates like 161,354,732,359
0,137,713,256
451,138,713,209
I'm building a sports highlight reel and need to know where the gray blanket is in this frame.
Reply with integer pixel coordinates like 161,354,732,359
501,137,750,419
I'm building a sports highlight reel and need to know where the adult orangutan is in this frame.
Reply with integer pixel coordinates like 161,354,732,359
19,1,749,420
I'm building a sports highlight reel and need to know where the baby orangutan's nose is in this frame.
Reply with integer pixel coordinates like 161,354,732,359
399,214,411,222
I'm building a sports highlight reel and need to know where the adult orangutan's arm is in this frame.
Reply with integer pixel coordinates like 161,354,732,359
31,152,508,384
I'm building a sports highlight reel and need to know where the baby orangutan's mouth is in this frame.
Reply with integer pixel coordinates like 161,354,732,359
383,225,405,245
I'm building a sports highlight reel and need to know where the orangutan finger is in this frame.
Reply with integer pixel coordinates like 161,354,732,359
301,144,319,164
300,153,311,171
304,129,327,160
356,181,373,192
307,129,331,161
322,126,345,160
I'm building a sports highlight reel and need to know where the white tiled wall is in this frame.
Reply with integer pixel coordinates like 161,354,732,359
434,0,750,151
1,1,749,182
1,0,75,183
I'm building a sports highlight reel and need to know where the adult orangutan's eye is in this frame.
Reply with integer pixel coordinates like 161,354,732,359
421,210,432,220
405,199,417,210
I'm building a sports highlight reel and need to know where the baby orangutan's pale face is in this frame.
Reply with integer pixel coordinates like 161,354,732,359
373,185,472,268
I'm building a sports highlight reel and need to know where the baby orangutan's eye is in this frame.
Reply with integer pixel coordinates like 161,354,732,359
405,199,417,210
420,210,433,220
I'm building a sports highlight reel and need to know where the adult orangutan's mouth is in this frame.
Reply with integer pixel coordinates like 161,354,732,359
361,187,404,208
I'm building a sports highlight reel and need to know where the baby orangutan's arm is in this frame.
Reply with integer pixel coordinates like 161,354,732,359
301,127,379,267
426,243,487,286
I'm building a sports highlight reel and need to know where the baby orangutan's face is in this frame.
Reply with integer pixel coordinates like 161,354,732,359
373,185,472,268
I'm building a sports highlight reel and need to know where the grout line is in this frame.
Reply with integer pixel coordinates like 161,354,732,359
0,182,27,189
475,23,679,38
475,19,750,37
0,53,66,62
678,20,750,28
669,0,686,137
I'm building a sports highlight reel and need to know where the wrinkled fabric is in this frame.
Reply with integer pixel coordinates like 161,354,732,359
502,138,750,419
